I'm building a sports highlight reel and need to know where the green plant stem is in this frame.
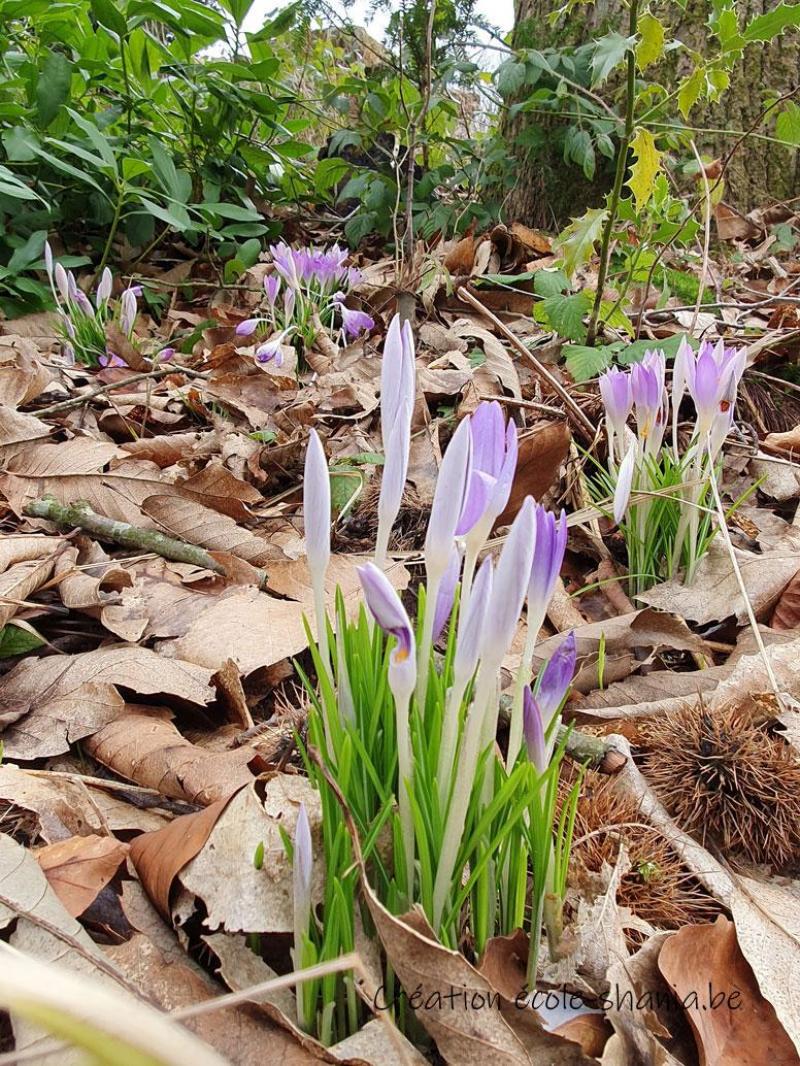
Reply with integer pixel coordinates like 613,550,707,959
586,0,640,347
119,38,133,136
98,188,125,274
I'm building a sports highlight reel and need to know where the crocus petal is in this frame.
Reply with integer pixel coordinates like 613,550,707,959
613,442,637,525
157,347,175,362
340,305,374,339
381,316,404,448
236,318,263,336
44,241,53,280
480,497,536,666
54,263,70,304
453,555,493,688
357,562,416,699
96,267,113,307
598,366,632,444
119,289,137,335
264,274,281,305
523,687,547,773
528,506,567,616
424,415,472,583
432,545,462,642
536,631,576,724
377,398,411,544
303,430,331,585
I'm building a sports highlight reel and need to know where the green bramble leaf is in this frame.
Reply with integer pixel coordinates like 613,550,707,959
590,32,635,86
627,128,662,210
636,12,665,69
776,102,800,146
496,60,527,97
533,290,592,343
563,344,614,383
533,268,570,298
553,206,608,279
743,1,800,42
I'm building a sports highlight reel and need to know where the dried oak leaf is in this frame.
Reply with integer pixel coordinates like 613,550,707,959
658,916,797,1066
36,833,129,918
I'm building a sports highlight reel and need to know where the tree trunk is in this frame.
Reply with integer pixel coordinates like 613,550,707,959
501,0,800,227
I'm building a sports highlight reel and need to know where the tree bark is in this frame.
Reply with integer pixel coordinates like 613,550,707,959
501,0,800,225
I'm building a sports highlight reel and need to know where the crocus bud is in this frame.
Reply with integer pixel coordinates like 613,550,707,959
424,415,472,586
598,366,632,464
96,267,113,307
613,441,637,525
340,305,374,339
303,429,331,586
44,241,53,280
432,544,462,642
527,505,567,636
264,274,281,305
54,263,70,304
535,630,576,725
255,331,289,366
456,401,518,555
292,802,312,961
523,686,547,774
480,497,536,667
375,399,411,566
684,338,745,444
284,287,296,321
630,350,667,454
236,317,264,336
357,562,416,702
120,288,137,335
381,316,415,450
452,555,493,690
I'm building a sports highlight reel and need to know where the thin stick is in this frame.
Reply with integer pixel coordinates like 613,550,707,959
707,453,785,711
33,365,208,418
689,139,712,336
457,286,596,438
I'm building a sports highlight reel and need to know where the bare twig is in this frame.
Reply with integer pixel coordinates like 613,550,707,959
33,365,207,418
457,286,597,438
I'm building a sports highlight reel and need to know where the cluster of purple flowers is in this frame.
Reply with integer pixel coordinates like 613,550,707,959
236,242,374,365
44,242,172,368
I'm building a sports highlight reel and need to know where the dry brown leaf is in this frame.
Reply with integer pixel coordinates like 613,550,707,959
771,569,800,629
53,544,132,611
0,336,53,407
573,666,732,720
638,536,800,624
0,552,58,627
143,494,275,566
0,535,63,573
177,777,322,934
84,711,255,805
121,430,209,467
498,421,572,525
552,1015,612,1058
448,318,522,398
763,427,800,461
509,222,553,257
0,645,214,760
0,405,50,460
107,933,319,1065
658,916,797,1066
128,796,235,920
36,833,129,917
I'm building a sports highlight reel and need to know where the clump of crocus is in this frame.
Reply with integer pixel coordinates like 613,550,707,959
597,338,747,594
44,243,170,369
236,243,374,364
293,314,580,1043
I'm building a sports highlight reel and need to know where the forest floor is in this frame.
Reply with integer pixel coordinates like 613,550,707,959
2,204,800,1065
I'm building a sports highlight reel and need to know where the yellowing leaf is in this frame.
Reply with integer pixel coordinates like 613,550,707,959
627,128,662,210
678,66,705,118
636,12,665,69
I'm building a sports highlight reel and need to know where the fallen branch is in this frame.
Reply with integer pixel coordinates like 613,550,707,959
497,692,625,773
33,364,208,418
457,286,597,440
24,496,227,575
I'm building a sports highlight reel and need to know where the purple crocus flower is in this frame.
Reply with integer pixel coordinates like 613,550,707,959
292,801,312,967
119,288,137,335
357,562,416,700
44,241,54,280
480,496,536,667
157,347,175,362
527,505,567,634
452,555,493,690
598,366,632,464
339,304,375,340
98,352,127,368
680,338,745,444
535,630,576,724
236,317,267,337
424,415,472,586
375,315,415,568
270,242,300,288
264,274,281,305
95,267,113,308
255,332,287,366
54,263,70,304
432,545,462,642
630,350,667,453
522,686,547,774
613,440,637,525
456,401,518,553
304,429,330,586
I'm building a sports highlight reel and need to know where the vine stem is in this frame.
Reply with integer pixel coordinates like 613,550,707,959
98,189,124,274
586,0,640,347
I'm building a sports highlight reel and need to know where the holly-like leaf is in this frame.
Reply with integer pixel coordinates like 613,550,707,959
636,12,665,69
743,1,800,42
534,291,592,342
552,206,608,278
678,66,705,119
627,128,662,210
590,32,635,86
